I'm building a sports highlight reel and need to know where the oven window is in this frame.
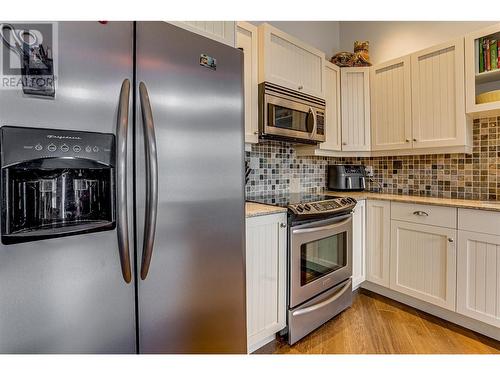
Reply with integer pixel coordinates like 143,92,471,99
270,104,314,133
300,232,347,286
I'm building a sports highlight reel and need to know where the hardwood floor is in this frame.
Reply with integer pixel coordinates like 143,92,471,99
255,289,500,354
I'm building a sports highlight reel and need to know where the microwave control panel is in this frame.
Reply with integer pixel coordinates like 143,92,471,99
0,126,115,167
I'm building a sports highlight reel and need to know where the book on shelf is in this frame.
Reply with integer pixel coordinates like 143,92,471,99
491,40,498,70
479,37,484,73
478,37,500,74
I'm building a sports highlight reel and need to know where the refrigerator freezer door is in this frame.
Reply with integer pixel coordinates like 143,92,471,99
0,22,136,353
135,22,247,353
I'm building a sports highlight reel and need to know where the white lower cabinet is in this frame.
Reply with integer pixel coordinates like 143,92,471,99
457,230,500,328
352,200,366,289
245,213,287,353
390,220,457,310
366,200,391,287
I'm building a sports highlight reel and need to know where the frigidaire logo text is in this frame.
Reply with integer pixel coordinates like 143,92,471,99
46,135,82,140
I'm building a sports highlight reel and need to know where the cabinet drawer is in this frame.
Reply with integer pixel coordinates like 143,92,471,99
391,202,456,228
459,209,500,236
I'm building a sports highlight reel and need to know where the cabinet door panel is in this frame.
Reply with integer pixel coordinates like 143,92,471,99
259,24,325,98
320,61,342,151
352,200,366,289
411,39,466,148
237,22,259,144
366,200,391,286
371,56,412,150
168,21,235,47
341,67,371,151
457,231,500,328
390,220,457,310
245,213,287,352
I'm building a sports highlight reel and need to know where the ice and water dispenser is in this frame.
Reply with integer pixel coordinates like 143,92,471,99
0,126,115,244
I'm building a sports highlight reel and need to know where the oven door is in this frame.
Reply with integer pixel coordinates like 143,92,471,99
264,94,322,143
290,214,352,308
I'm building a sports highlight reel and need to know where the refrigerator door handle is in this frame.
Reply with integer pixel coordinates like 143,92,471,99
139,81,158,280
116,79,132,283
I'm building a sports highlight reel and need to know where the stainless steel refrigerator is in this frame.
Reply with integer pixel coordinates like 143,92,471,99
0,21,247,353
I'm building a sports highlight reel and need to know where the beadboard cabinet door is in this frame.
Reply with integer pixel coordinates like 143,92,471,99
237,22,259,144
371,56,412,151
366,200,391,287
245,213,287,353
352,200,366,289
411,38,467,149
319,61,342,151
457,231,500,328
341,67,371,151
390,220,457,311
258,23,326,98
168,21,235,47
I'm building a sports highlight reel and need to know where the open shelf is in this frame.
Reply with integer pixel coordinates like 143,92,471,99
476,68,500,84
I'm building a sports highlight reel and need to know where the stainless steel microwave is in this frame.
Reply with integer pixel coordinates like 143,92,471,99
258,82,326,144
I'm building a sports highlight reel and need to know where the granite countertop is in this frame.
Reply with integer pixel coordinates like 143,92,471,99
245,202,287,218
327,191,500,213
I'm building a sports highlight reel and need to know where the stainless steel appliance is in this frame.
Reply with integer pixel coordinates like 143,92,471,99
328,164,367,191
247,193,355,344
0,22,246,354
259,82,326,144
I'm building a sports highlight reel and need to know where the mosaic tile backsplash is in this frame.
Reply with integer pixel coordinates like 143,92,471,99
245,117,500,201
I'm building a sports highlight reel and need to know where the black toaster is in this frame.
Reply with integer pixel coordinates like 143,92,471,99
328,165,366,191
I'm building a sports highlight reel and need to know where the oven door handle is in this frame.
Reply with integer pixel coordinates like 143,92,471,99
292,216,352,235
292,279,352,317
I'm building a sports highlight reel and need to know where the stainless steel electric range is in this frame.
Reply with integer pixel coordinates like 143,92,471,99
247,192,356,344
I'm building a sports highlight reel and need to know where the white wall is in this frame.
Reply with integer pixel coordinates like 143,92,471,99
250,21,340,57
339,21,497,64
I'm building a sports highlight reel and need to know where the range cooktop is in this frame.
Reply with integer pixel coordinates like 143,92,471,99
246,192,357,219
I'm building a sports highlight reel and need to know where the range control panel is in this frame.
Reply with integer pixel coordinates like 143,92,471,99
0,126,115,167
288,197,357,218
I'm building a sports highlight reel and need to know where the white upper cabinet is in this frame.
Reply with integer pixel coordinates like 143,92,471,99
237,22,259,144
371,56,412,151
258,23,326,98
320,61,342,151
341,67,371,151
411,38,468,149
168,21,236,47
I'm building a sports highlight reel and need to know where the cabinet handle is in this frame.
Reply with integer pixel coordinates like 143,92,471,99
280,223,287,228
413,210,429,217
298,85,303,90
448,238,454,243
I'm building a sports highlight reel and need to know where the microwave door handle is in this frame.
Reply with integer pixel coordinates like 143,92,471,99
309,107,317,138
139,82,159,281
116,78,132,284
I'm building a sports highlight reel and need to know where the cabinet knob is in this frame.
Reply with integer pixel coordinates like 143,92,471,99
280,223,287,228
448,238,454,243
405,139,410,143
253,131,259,135
413,138,417,142
298,85,303,90
342,142,347,145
